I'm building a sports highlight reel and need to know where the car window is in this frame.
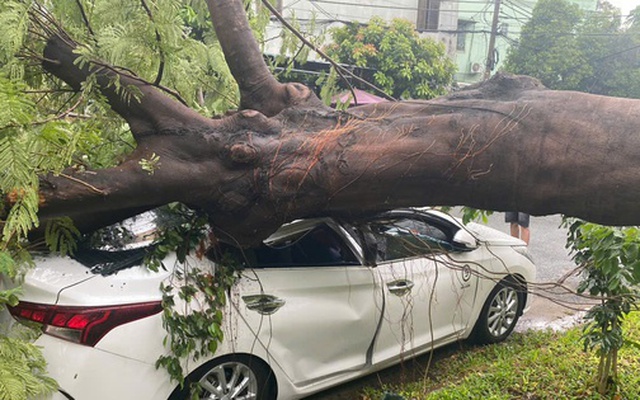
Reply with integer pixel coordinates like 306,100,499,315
218,224,360,268
366,217,451,261
74,207,185,275
83,210,161,251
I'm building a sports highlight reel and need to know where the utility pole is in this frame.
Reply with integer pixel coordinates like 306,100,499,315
484,0,501,80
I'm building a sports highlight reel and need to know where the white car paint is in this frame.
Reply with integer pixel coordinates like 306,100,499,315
8,208,535,400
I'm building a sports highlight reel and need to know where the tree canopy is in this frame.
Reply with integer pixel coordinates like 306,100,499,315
505,0,640,97
325,17,455,99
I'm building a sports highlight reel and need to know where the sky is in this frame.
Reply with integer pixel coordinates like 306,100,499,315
607,0,640,15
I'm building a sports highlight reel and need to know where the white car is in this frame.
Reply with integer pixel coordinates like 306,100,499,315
6,208,535,400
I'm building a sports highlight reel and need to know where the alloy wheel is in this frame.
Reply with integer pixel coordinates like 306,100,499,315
486,286,519,337
198,361,259,400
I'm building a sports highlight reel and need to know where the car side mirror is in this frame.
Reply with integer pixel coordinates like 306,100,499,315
452,229,478,251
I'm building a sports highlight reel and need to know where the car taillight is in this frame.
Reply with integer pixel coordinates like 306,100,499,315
8,301,162,347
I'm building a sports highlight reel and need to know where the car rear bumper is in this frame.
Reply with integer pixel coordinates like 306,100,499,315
35,334,175,400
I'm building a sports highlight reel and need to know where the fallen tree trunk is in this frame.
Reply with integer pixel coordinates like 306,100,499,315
24,0,640,246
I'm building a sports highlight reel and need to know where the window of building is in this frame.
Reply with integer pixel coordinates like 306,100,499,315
457,20,475,51
499,22,509,37
417,0,441,31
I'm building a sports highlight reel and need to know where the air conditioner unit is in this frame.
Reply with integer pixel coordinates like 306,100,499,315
470,62,483,74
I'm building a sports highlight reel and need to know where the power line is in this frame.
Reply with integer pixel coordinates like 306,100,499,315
305,0,503,13
281,0,640,39
287,0,637,20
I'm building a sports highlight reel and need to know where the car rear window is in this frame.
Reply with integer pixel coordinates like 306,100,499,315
73,208,181,275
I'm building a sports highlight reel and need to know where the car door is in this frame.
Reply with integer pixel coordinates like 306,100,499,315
360,212,479,363
229,220,382,386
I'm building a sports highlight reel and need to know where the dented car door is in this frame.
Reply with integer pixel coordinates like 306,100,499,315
231,220,382,386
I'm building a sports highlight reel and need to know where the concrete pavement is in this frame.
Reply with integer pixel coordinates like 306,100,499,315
481,212,590,330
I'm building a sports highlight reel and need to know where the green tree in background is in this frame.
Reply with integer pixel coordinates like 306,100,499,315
325,17,455,99
505,0,640,98
504,0,587,90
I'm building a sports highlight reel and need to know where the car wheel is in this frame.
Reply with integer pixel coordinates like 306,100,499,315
168,355,276,400
471,278,523,344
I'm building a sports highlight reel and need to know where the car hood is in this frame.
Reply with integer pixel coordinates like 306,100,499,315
12,253,177,306
466,222,526,247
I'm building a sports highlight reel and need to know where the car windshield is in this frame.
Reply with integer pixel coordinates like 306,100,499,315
83,212,156,251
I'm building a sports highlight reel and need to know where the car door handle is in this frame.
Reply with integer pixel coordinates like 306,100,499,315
386,280,414,296
242,294,286,315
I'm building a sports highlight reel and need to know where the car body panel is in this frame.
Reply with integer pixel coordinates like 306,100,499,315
235,266,380,386
17,255,98,304
34,333,174,400
466,222,527,247
6,208,536,400
359,211,482,363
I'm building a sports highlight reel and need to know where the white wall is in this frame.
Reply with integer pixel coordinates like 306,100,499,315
264,0,458,59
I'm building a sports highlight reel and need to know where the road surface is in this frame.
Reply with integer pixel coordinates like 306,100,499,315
482,212,589,330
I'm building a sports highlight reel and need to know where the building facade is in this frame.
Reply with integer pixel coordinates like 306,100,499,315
265,0,600,86
264,0,460,60
455,0,599,85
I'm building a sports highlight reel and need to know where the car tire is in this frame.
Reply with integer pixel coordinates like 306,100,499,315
168,354,277,400
471,277,524,344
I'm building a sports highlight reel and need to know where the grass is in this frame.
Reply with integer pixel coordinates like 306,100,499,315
362,311,640,400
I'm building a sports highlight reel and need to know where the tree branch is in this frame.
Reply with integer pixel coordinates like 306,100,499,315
23,0,640,249
41,34,216,138
74,0,95,38
205,0,324,116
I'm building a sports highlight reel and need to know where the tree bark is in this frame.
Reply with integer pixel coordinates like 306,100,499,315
24,0,640,246
205,0,323,116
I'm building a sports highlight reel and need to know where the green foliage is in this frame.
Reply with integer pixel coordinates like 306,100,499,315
156,261,238,385
325,17,455,99
504,3,640,391
563,220,640,395
0,73,43,288
439,206,494,225
317,68,341,107
0,0,268,396
504,0,587,90
504,0,640,98
0,0,243,161
363,312,640,399
46,0,238,114
268,12,330,95
139,152,161,175
144,204,241,388
44,217,80,255
0,334,57,400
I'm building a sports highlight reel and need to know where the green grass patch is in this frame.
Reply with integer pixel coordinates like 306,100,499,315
363,311,640,399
